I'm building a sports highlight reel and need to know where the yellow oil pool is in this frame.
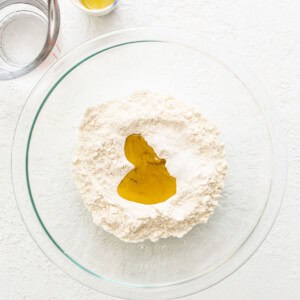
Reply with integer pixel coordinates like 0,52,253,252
117,134,176,205
81,0,115,9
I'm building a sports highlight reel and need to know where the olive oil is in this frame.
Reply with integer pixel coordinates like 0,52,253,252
81,0,115,9
118,134,176,205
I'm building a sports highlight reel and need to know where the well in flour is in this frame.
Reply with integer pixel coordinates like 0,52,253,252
117,133,177,205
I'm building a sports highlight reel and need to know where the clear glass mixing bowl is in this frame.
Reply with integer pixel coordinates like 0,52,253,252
11,28,287,299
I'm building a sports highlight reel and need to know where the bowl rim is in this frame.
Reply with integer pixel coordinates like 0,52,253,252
11,27,288,299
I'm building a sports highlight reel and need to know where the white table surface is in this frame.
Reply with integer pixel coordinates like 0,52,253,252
1,0,299,299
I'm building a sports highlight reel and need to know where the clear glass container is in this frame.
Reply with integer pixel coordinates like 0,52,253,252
11,28,287,299
0,0,60,80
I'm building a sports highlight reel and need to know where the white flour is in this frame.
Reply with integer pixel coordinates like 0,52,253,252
73,91,227,242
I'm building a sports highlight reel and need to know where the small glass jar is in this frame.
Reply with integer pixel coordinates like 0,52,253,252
0,0,61,80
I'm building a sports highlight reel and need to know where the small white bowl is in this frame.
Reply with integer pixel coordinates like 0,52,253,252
72,0,118,16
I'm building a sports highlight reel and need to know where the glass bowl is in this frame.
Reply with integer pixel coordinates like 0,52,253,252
11,28,287,299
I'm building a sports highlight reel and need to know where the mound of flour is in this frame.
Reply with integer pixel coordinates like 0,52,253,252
73,91,227,242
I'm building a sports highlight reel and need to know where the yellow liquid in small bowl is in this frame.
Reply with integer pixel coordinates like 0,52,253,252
81,0,115,9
